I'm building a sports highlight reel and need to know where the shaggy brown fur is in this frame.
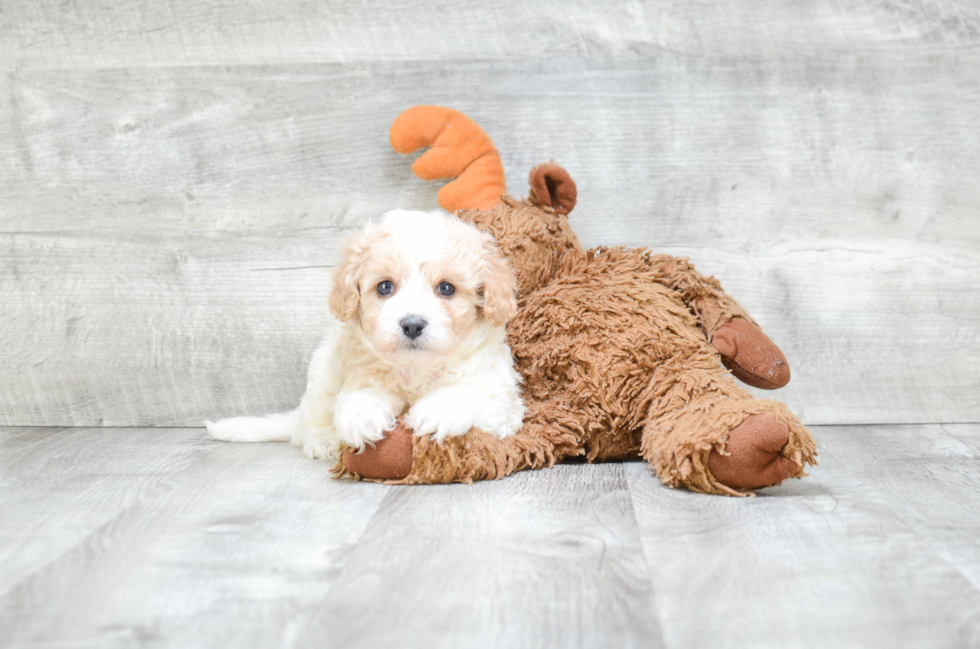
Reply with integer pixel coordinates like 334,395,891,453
337,107,817,496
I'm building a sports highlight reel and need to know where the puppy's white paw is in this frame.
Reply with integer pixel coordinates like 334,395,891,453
406,389,475,443
334,390,398,452
302,438,333,459
301,428,339,460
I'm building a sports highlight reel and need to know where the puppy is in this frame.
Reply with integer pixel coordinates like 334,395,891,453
206,209,526,460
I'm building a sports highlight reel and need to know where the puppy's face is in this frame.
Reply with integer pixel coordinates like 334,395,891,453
329,210,517,365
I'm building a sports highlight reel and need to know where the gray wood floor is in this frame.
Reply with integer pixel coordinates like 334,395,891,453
2,423,979,648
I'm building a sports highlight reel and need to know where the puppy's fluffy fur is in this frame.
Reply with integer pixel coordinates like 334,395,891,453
207,209,526,459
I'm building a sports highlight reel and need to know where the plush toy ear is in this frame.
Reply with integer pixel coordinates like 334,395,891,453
479,239,518,326
328,228,376,322
528,162,577,215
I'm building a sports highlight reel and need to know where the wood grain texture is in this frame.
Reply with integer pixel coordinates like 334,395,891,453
2,54,978,426
3,0,979,70
817,423,980,591
2,424,980,648
297,462,662,649
626,423,980,649
0,427,389,648
0,426,209,597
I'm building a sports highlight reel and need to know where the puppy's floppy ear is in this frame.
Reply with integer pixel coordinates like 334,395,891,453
479,238,518,326
329,228,374,322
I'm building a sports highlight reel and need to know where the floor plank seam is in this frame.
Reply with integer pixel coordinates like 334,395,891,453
620,464,671,649
938,424,980,455
0,435,218,600
819,435,980,597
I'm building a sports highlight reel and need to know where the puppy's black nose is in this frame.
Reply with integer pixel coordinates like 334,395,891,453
400,316,427,340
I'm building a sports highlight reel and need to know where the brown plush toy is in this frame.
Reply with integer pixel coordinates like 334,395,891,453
336,106,816,496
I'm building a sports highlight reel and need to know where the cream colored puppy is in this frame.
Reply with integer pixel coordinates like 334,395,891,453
207,209,526,460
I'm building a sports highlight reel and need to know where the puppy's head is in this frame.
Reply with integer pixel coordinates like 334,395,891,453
329,209,517,364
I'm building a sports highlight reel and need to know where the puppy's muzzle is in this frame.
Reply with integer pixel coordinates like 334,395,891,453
399,316,427,340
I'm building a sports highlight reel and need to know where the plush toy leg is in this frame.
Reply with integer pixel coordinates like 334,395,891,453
639,353,816,497
635,254,792,387
338,423,415,481
334,398,587,484
711,318,791,390
640,254,754,339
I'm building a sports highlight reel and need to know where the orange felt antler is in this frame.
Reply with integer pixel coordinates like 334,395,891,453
390,106,506,212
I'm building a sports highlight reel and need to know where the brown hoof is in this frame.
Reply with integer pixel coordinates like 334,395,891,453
342,423,414,481
712,319,791,390
708,414,801,490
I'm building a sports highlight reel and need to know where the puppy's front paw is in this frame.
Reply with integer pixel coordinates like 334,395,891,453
303,439,333,459
334,390,398,452
302,429,339,460
405,390,475,443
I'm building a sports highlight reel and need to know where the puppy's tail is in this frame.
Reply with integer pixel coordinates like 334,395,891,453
205,409,299,443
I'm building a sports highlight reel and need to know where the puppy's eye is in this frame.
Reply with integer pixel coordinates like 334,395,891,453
376,280,395,296
437,281,455,297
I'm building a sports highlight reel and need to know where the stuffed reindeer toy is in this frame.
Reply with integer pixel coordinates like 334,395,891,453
337,106,816,496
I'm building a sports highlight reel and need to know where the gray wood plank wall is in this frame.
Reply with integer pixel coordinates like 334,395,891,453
2,1,979,427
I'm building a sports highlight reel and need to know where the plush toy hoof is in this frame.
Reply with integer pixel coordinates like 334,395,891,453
712,319,791,390
342,423,414,481
708,414,801,490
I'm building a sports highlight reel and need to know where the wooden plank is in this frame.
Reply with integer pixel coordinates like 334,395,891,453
5,59,980,246
945,423,980,455
626,424,980,649
3,0,979,70
0,426,210,594
0,229,335,427
2,58,979,426
1,233,976,427
295,463,662,649
818,424,980,591
0,426,389,648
